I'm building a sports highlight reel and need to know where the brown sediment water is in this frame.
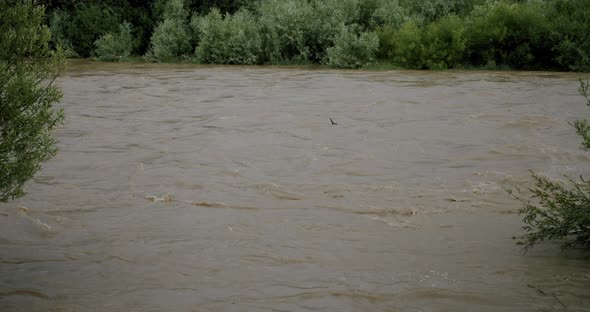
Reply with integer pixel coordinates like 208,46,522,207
1,60,589,311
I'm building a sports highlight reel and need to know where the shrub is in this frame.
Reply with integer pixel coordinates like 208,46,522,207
309,0,361,62
146,0,191,62
326,24,379,69
163,0,189,20
312,0,360,27
255,0,363,64
93,22,134,62
375,25,397,59
545,0,590,71
358,0,385,27
400,0,484,23
422,15,466,69
49,9,79,58
510,80,590,252
465,1,549,69
255,0,314,63
513,173,590,252
0,1,65,202
63,3,121,57
189,13,204,46
391,20,425,69
147,18,192,62
116,3,155,55
553,39,590,72
195,9,262,64
369,0,407,29
153,0,189,21
407,0,452,23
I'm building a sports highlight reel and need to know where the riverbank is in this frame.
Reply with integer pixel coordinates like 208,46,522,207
70,58,590,76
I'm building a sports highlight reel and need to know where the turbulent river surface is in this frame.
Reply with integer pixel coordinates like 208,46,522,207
1,60,590,311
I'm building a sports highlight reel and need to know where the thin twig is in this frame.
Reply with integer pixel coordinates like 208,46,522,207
553,294,566,309
527,284,546,296
528,284,567,309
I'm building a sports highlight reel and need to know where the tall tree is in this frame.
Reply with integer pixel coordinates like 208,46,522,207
0,0,65,202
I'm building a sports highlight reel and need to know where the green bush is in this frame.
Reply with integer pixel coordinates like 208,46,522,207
380,8,470,70
400,0,484,23
146,0,192,62
195,9,262,64
309,0,361,62
327,24,379,68
545,0,590,71
153,0,189,21
422,15,466,69
118,3,155,55
553,39,590,72
147,18,192,62
465,1,549,69
163,0,189,20
61,3,121,57
0,1,65,202
369,0,407,29
189,13,204,46
49,9,79,58
402,0,453,23
312,0,360,26
255,0,314,63
358,0,384,27
375,25,397,59
391,20,425,69
511,81,590,252
93,22,134,62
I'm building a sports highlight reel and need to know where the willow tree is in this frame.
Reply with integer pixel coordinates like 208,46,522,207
0,1,65,202
510,80,590,252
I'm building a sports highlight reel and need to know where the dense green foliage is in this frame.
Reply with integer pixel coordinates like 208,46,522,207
399,0,485,23
367,0,406,29
423,15,466,70
93,22,134,61
255,0,315,63
510,81,590,252
44,0,590,70
195,9,262,64
0,1,65,202
572,81,590,150
466,1,549,69
326,25,379,69
390,20,425,69
147,18,192,61
145,0,192,62
49,4,120,57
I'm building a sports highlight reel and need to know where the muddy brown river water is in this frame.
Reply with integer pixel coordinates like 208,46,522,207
1,60,590,311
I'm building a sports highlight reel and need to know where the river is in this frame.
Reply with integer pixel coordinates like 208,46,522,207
1,61,589,311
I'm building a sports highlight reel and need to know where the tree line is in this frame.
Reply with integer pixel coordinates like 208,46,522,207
43,0,589,70
2,0,588,251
